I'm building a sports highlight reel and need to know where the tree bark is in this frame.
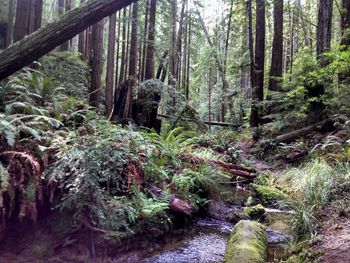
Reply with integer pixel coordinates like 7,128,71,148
250,0,265,128
268,0,283,92
13,0,31,42
118,8,128,85
0,0,136,81
140,0,150,81
32,0,43,32
247,0,254,90
316,0,333,57
6,0,16,47
341,0,350,45
124,2,138,118
78,0,86,57
144,0,157,80
89,20,104,108
106,13,117,117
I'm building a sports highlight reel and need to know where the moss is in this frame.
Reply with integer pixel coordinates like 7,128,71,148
223,220,267,263
243,204,266,220
251,184,288,204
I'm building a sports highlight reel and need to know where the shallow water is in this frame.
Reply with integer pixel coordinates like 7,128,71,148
111,216,291,263
142,219,233,263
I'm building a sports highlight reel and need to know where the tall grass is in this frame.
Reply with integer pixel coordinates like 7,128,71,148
277,159,349,239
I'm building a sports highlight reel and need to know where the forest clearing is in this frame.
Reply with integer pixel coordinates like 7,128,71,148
0,0,350,262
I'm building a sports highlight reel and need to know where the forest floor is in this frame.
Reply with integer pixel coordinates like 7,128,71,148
237,140,350,263
316,209,350,263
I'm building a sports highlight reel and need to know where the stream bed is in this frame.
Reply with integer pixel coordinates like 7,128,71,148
112,216,290,263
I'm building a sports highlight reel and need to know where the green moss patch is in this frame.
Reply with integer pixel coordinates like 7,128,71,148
251,184,288,204
223,220,267,263
243,204,266,221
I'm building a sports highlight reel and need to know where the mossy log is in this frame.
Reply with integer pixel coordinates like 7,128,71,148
251,184,288,204
0,0,136,80
274,119,333,144
243,204,266,221
223,220,267,263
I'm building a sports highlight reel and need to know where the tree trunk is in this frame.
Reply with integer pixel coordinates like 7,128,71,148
118,8,128,85
341,0,350,46
144,0,157,80
78,0,86,57
106,13,116,117
268,0,283,92
32,0,43,32
247,0,254,90
140,0,150,81
89,20,104,108
115,11,121,89
250,0,265,128
6,0,16,47
169,0,178,103
316,0,333,57
124,2,138,118
0,0,136,81
13,0,31,42
185,12,191,100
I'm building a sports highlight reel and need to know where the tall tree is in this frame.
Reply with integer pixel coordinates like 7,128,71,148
247,0,254,91
89,20,104,108
140,0,150,81
268,0,283,92
106,13,117,117
6,0,16,46
169,0,178,91
316,0,333,58
250,0,266,128
78,0,86,57
124,2,138,118
118,8,128,85
144,0,157,80
341,0,350,45
13,0,31,42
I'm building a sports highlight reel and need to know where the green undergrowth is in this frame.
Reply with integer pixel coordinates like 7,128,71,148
253,158,350,262
41,117,231,239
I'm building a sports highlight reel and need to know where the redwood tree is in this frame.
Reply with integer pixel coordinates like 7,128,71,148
144,0,157,80
106,13,117,117
341,0,350,46
13,0,31,42
89,20,104,108
268,0,283,92
250,0,265,128
124,2,138,118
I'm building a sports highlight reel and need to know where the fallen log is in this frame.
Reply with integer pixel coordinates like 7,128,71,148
223,220,267,263
145,183,192,217
180,154,257,179
158,113,241,128
274,119,334,144
0,0,136,80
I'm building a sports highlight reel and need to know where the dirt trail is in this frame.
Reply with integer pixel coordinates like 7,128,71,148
235,141,271,172
317,217,350,263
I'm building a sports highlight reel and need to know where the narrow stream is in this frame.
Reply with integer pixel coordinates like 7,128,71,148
111,187,291,263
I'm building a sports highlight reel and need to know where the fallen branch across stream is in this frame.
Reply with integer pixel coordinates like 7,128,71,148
180,154,257,179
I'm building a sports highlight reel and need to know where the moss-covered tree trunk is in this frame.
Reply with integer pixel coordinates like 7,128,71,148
223,220,267,263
